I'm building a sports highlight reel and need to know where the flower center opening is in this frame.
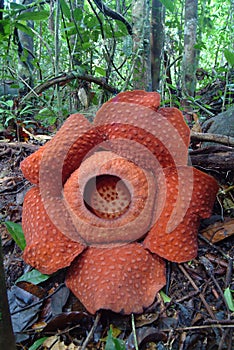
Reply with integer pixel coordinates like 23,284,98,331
84,175,131,219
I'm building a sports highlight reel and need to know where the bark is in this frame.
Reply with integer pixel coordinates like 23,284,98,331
0,0,4,26
181,0,198,96
69,0,84,67
191,131,234,147
0,238,16,350
92,0,132,35
132,0,151,90
190,146,234,171
17,0,34,92
151,0,165,91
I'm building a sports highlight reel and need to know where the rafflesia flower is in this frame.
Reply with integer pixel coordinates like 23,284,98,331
20,90,219,315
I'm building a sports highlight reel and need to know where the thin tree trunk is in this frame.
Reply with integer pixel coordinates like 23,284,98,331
181,0,198,97
17,0,34,93
132,0,151,90
0,238,16,350
151,0,164,91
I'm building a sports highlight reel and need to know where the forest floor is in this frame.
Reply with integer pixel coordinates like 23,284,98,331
0,102,234,350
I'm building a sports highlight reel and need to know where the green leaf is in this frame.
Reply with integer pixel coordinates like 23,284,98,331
160,290,171,303
16,269,50,285
5,221,26,250
105,328,125,350
10,3,26,10
73,8,83,21
60,0,71,19
84,14,98,29
91,29,99,42
0,19,11,35
15,22,34,36
224,287,234,311
95,66,106,76
115,20,128,36
224,49,234,67
159,0,174,12
0,100,14,107
28,337,48,350
16,10,49,21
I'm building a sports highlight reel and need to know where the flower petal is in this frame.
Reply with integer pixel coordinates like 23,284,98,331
32,116,103,245
107,90,161,110
158,107,190,147
20,145,46,184
95,101,190,168
144,166,219,262
65,243,166,314
108,91,190,147
20,113,95,184
63,151,157,245
22,187,85,274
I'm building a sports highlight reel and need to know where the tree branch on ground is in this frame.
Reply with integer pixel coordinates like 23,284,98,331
191,131,234,147
189,145,234,170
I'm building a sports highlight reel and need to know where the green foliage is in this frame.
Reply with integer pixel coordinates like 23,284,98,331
0,98,38,127
28,337,48,350
224,49,234,67
224,287,234,312
160,290,171,303
159,0,175,13
4,222,26,250
16,269,50,284
35,107,58,126
16,10,49,21
0,0,233,127
105,328,125,350
59,0,71,19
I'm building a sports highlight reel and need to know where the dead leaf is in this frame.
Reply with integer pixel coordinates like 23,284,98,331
8,285,43,342
126,327,167,349
191,113,202,133
43,336,79,349
200,218,234,243
43,311,92,333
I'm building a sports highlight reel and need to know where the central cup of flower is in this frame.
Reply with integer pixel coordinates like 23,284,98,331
84,175,131,220
60,151,157,245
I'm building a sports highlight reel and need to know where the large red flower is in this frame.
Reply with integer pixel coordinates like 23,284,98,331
20,90,218,314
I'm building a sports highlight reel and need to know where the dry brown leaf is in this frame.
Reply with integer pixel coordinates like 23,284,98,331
191,113,202,133
43,335,80,349
200,218,234,243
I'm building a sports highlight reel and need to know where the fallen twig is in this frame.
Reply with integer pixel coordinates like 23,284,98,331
191,131,234,146
0,142,40,151
178,264,217,320
189,145,234,170
80,312,101,350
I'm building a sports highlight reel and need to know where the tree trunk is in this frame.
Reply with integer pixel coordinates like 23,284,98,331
17,0,34,94
70,0,84,68
132,0,151,90
181,0,198,97
151,0,165,91
0,238,16,350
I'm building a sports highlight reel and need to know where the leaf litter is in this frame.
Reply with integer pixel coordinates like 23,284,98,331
0,139,234,350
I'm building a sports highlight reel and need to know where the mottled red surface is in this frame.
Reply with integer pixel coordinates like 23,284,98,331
20,90,219,314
